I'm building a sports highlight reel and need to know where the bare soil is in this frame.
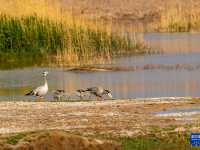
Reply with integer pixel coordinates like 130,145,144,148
0,97,200,149
0,131,119,150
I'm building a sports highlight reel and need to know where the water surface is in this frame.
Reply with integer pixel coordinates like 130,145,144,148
1,33,200,101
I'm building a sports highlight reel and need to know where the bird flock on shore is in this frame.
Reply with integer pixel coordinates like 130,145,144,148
25,71,113,102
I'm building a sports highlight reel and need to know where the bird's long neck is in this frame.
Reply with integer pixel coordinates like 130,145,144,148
102,90,107,94
44,75,48,87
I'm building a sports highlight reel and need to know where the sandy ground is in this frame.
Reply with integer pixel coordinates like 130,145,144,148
1,97,200,136
59,0,200,20
1,97,200,149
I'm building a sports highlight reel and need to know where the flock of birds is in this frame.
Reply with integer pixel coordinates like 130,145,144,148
25,71,113,102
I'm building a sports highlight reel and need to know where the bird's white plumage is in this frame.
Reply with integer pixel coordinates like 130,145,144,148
25,71,49,102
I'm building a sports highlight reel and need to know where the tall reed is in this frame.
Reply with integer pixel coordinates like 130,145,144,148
0,0,146,65
148,0,200,32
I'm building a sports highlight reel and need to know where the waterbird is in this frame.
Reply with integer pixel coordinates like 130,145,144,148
52,90,70,101
86,86,112,100
74,89,91,100
25,71,49,102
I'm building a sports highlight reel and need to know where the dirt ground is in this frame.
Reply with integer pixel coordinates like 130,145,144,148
59,0,200,20
1,97,200,134
0,131,120,150
1,97,200,149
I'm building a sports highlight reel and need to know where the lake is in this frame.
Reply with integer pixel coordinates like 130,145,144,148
0,33,200,101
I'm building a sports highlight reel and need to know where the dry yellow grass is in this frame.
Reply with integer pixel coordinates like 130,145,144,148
148,0,200,32
0,0,146,65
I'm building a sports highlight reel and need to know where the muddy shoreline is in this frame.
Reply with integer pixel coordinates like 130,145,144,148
0,97,200,135
1,97,200,149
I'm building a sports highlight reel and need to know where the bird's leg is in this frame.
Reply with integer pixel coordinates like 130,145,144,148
36,97,38,102
54,97,55,102
41,97,43,102
61,96,63,102
99,96,103,100
80,96,83,101
97,96,100,101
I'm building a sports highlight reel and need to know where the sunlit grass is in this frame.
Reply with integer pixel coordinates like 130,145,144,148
0,0,147,65
148,0,200,32
89,123,200,150
0,122,200,150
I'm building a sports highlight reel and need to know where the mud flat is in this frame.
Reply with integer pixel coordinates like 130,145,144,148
0,97,200,135
0,97,200,149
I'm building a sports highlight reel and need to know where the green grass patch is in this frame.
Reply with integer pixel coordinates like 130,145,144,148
4,133,25,145
37,132,50,140
0,14,145,62
92,133,195,150
24,138,35,143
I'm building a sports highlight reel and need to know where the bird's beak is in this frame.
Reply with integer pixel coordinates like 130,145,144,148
108,93,112,99
46,71,49,74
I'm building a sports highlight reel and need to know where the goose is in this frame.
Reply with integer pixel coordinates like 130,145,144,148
86,86,112,100
25,71,49,102
52,90,70,102
74,89,91,100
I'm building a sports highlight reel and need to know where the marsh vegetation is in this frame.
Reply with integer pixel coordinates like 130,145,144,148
148,0,200,32
0,0,146,65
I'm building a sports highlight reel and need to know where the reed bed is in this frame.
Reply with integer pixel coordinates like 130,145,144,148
148,0,200,32
0,0,146,65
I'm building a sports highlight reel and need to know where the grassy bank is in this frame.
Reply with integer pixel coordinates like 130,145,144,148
1,128,195,150
0,129,195,150
0,0,146,65
92,123,199,150
148,0,200,32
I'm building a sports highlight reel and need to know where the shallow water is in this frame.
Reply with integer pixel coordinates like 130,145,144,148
144,33,200,53
1,33,200,101
152,109,200,115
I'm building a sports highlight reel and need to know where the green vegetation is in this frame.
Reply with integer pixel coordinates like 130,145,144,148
0,131,49,147
37,132,50,140
86,123,200,150
0,0,146,65
116,135,189,150
91,131,194,150
0,128,198,150
0,14,140,61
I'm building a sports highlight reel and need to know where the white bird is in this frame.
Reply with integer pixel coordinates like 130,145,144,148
25,71,49,102
74,89,91,100
86,86,112,101
52,90,70,102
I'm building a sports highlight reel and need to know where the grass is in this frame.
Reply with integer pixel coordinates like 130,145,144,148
0,0,147,65
90,131,194,150
0,127,199,150
0,130,49,147
148,0,200,32
115,136,188,150
90,128,199,150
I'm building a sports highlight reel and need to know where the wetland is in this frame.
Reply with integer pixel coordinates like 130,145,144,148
1,0,200,149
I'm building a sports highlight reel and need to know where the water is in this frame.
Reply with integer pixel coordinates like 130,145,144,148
1,33,200,101
143,33,200,53
152,109,200,115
